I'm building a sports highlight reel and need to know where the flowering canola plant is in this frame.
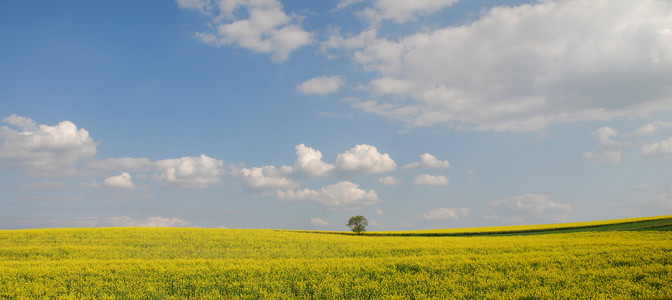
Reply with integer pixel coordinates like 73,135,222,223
0,219,671,299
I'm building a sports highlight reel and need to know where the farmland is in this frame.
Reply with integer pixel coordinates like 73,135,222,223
1,216,671,299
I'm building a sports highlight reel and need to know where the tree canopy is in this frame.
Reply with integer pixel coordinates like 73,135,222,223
347,216,368,235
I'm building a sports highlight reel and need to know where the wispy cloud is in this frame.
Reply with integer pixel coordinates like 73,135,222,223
423,207,468,221
297,76,345,95
642,137,672,159
413,174,449,186
178,0,312,62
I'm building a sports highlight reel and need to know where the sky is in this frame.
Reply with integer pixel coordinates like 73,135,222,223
1,0,671,230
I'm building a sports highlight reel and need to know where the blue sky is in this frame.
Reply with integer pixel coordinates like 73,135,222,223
1,0,671,230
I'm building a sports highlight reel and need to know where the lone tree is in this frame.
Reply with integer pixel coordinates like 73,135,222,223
347,215,368,235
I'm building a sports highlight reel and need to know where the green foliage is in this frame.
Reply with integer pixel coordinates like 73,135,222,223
347,215,368,234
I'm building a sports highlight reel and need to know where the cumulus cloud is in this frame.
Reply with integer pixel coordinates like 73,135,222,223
102,172,135,189
275,181,380,210
583,127,628,165
489,194,571,215
378,176,400,186
178,0,312,62
2,114,37,131
403,153,450,169
334,144,396,176
310,217,330,227
325,0,672,131
0,116,98,176
642,137,672,158
234,165,297,189
297,76,345,95
232,143,396,188
423,207,469,221
358,0,459,25
293,144,334,178
592,127,628,149
154,154,225,188
413,174,449,186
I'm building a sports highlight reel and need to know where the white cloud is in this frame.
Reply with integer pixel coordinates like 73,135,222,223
2,114,37,131
635,183,650,189
375,208,386,215
310,217,330,227
628,123,658,137
102,172,135,189
592,127,617,145
0,116,98,176
378,176,400,186
592,127,628,149
297,76,345,95
293,144,334,178
176,0,210,12
642,137,672,158
336,0,365,10
583,127,628,165
154,154,225,188
423,207,468,221
403,153,450,169
624,121,672,138
276,181,380,210
179,0,312,62
334,144,396,176
326,0,672,131
234,165,297,189
358,0,459,25
489,194,571,215
232,143,396,187
413,174,449,186
322,28,380,52
582,150,622,166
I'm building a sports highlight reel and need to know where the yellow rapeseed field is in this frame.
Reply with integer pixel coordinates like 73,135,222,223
1,219,671,299
366,215,672,235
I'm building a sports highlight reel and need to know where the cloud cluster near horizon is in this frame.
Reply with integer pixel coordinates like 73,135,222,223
1,115,455,212
2,114,671,228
